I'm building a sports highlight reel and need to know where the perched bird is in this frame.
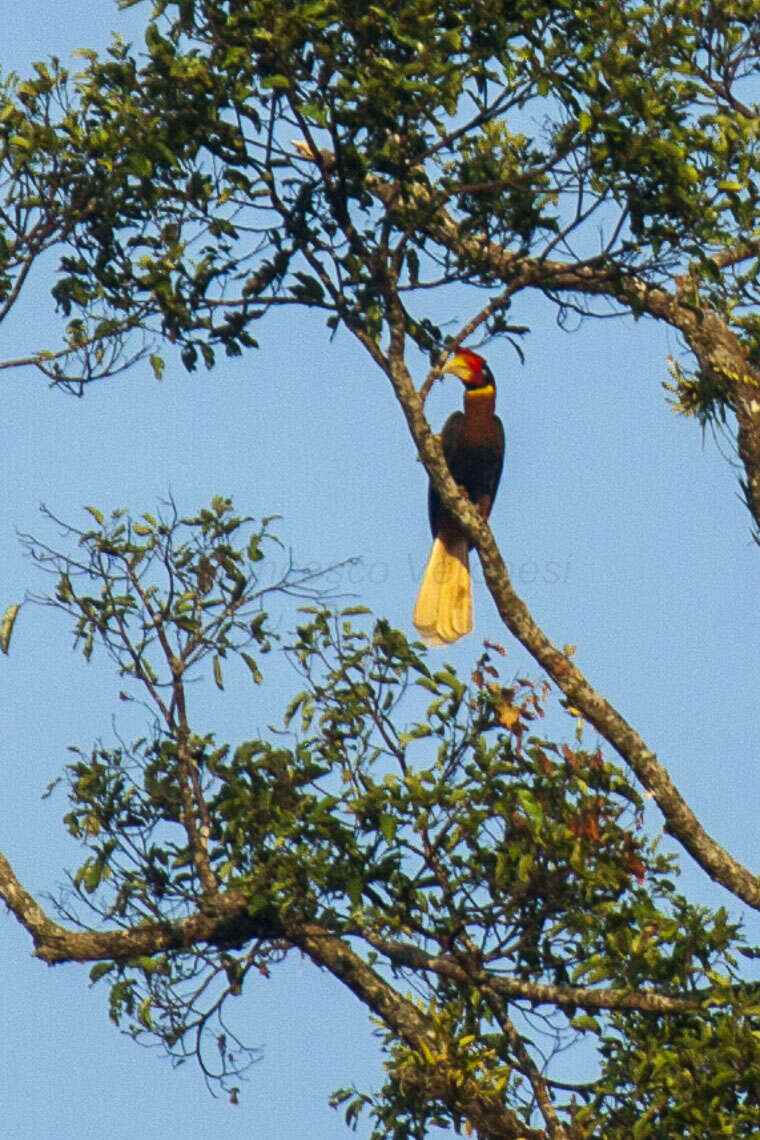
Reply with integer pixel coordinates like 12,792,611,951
413,349,505,647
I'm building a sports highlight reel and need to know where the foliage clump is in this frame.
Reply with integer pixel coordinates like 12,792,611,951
20,498,759,1136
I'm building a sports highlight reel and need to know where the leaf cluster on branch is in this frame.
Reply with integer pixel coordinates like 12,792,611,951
1,2,759,427
0,499,757,1138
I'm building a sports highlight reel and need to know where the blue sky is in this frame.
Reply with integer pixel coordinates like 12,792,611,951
2,4,760,1138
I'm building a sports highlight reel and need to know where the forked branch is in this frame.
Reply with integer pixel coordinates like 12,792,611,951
383,340,760,912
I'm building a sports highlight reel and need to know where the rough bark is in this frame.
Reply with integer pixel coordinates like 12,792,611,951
382,341,760,912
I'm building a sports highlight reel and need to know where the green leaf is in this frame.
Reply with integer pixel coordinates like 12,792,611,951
137,996,153,1030
0,603,20,654
516,788,544,826
89,961,116,983
379,813,397,844
571,1014,601,1033
261,74,291,91
240,651,263,684
346,873,363,908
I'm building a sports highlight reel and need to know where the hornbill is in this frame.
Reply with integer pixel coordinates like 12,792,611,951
413,349,505,646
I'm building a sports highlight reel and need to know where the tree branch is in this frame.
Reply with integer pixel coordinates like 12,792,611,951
357,931,711,1017
316,138,760,534
0,854,269,963
418,200,760,532
0,849,544,1139
383,349,760,912
0,830,713,1023
292,922,545,1140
